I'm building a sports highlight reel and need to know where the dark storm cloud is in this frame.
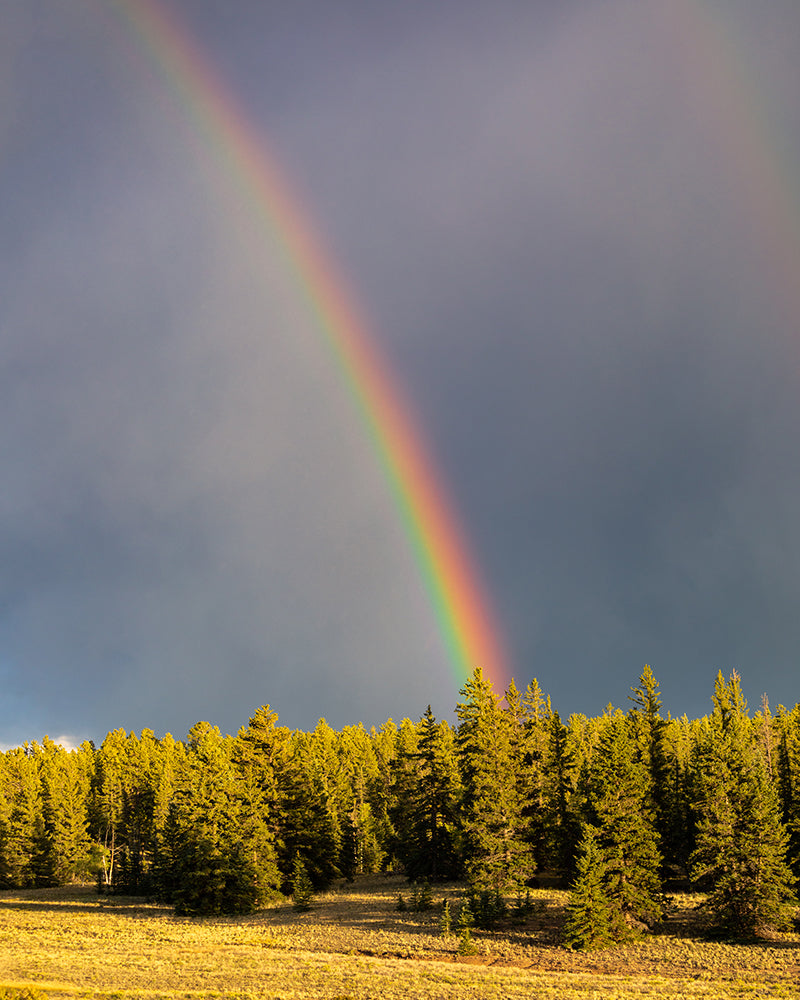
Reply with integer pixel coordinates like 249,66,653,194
251,0,800,716
1,2,456,745
2,0,800,745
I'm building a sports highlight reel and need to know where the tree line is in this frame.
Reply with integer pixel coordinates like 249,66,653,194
1,666,798,945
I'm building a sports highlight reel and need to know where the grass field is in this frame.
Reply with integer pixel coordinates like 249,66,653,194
1,875,798,999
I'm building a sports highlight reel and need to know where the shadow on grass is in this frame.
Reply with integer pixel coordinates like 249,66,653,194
0,885,170,919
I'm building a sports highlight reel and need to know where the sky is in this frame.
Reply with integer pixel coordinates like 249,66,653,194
2,0,800,747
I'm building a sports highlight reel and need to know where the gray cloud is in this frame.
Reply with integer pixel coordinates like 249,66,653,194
2,1,800,743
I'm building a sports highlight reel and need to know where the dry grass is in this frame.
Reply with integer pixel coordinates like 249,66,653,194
0,875,798,999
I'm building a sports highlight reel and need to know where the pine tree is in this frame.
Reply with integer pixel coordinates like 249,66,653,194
515,679,551,870
149,732,184,899
775,703,800,878
456,895,478,955
388,717,421,870
120,729,161,893
277,731,339,890
393,707,460,881
659,714,696,879
691,672,797,937
628,667,671,858
232,707,284,904
37,738,93,885
0,746,45,887
368,718,399,867
440,898,453,936
541,710,580,877
563,827,624,949
165,722,266,915
291,853,314,911
578,713,665,931
93,728,158,893
336,724,385,877
456,668,534,892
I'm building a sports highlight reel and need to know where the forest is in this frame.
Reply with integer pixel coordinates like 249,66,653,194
1,666,798,949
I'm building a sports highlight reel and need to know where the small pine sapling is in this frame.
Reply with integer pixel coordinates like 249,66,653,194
511,889,533,926
456,897,478,955
409,880,433,911
291,855,314,912
439,898,452,937
419,880,433,911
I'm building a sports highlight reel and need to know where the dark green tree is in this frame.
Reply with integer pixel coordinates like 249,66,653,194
775,703,800,878
456,668,534,891
563,826,624,949
232,707,285,903
628,667,671,852
691,672,796,937
393,707,460,881
367,718,399,867
163,722,268,914
578,712,665,933
277,730,339,890
37,738,93,885
92,729,158,892
509,679,550,872
659,714,697,879
388,717,421,871
456,895,478,955
291,853,314,911
541,710,580,877
0,746,45,887
336,724,385,878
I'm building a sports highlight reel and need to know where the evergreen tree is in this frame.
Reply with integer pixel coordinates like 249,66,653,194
691,672,797,937
456,895,478,955
0,746,45,887
119,729,161,893
517,679,551,869
578,713,665,931
388,717,421,871
336,724,385,877
232,707,284,903
149,733,184,897
775,703,800,878
37,738,93,885
563,827,624,949
659,714,696,879
164,722,267,914
440,898,453,936
291,853,314,911
456,668,534,891
540,710,580,877
368,718,399,867
393,707,460,881
277,731,339,890
628,667,671,855
92,729,122,889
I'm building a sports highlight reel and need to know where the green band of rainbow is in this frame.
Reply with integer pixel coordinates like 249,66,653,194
107,0,511,692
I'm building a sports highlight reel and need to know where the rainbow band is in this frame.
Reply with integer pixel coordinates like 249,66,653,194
107,0,511,692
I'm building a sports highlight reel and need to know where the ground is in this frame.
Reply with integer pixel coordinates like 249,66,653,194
0,874,798,999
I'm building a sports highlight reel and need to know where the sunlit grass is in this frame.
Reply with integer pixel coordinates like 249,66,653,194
1,876,798,999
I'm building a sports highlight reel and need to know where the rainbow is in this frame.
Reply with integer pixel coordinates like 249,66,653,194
105,0,511,693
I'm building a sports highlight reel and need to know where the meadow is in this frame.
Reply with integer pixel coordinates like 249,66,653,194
1,875,798,1000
